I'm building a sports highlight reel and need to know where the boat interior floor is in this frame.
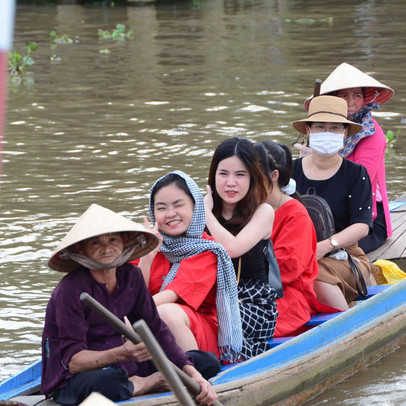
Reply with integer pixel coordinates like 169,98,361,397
10,395,51,406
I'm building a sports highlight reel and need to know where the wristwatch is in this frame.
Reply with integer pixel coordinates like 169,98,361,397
329,237,338,248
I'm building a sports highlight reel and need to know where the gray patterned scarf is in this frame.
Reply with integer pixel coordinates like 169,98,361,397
149,170,242,362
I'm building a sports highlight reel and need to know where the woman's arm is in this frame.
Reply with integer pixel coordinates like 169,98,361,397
347,120,386,184
316,222,369,260
205,194,274,258
153,289,180,306
137,218,163,286
68,323,152,375
272,206,317,284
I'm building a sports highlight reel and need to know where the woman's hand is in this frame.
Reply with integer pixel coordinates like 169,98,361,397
143,216,163,256
138,217,163,285
204,185,214,212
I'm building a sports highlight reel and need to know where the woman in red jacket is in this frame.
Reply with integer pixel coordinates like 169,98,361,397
255,141,334,336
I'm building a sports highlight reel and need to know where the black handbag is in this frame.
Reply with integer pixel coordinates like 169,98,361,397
263,240,284,298
347,251,368,298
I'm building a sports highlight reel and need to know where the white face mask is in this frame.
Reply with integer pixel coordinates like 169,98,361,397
309,132,344,157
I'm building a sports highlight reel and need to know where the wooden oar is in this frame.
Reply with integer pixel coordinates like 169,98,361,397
298,78,322,147
313,78,322,97
80,292,223,406
132,319,194,406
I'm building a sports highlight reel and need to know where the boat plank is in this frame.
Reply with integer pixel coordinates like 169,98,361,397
367,197,406,263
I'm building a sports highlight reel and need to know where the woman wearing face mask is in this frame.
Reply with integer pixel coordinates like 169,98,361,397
292,95,375,310
295,63,394,254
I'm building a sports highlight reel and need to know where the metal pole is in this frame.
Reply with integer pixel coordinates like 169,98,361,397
132,320,195,406
80,293,223,406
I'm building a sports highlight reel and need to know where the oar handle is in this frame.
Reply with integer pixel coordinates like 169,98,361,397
313,78,322,97
133,319,195,406
80,292,223,406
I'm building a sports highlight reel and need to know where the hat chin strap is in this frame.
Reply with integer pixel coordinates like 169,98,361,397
60,245,137,271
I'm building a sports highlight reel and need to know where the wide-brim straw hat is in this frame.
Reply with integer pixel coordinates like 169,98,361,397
304,62,394,110
48,203,159,272
292,95,363,136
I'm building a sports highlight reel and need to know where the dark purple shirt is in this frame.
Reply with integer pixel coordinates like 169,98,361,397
41,263,192,397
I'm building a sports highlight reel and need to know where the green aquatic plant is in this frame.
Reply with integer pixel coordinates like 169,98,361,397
7,42,37,75
50,54,62,62
385,129,400,148
99,49,111,54
98,24,133,40
50,30,73,44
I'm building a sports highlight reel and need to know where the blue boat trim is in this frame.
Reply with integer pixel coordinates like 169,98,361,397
0,359,42,400
211,279,406,385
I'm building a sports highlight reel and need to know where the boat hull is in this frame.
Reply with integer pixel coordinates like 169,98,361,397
3,275,406,406
98,279,406,405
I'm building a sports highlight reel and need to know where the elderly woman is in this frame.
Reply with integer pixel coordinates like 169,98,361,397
295,63,394,254
42,203,217,405
292,96,375,310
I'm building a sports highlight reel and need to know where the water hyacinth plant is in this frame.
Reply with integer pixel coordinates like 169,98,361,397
7,42,38,75
50,31,73,44
385,129,400,148
98,24,133,40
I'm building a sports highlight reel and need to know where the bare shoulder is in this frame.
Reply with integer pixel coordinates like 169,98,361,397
255,203,275,219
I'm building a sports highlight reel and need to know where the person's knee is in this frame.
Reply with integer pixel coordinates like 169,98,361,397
157,303,187,328
314,280,349,309
186,350,221,380
90,369,133,401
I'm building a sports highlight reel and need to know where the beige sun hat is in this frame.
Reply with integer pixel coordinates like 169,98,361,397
304,62,394,110
292,95,363,136
48,203,159,272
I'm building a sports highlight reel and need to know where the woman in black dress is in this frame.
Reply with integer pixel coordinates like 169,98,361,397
292,95,375,309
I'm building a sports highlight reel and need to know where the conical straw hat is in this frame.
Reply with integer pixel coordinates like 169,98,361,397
292,95,363,136
48,203,159,272
304,63,394,110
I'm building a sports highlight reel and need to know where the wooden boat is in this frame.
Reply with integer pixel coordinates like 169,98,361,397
2,198,406,406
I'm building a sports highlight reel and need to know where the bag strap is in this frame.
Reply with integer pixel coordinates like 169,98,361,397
346,251,368,297
236,257,242,285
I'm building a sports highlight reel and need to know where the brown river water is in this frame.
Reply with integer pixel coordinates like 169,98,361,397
1,0,405,404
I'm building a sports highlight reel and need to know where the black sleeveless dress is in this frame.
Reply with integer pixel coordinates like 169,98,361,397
221,219,278,359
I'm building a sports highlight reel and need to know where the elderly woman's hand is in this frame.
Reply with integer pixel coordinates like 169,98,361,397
122,317,152,362
183,364,218,405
